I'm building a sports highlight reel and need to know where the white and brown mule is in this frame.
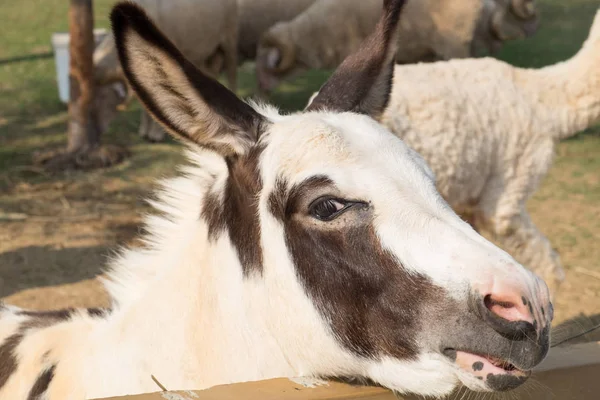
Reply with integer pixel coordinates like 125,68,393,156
0,0,552,399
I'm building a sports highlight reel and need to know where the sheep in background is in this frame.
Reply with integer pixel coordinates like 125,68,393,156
237,0,316,62
93,0,238,142
472,0,538,55
256,0,538,93
256,0,380,92
375,10,600,297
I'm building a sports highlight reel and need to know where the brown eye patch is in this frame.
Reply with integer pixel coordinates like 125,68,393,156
268,175,335,221
269,175,367,223
268,176,439,359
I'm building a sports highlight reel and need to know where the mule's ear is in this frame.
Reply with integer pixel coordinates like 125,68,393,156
306,0,405,118
110,2,266,155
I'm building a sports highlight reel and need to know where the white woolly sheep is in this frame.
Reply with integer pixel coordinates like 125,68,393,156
376,10,600,297
256,0,539,93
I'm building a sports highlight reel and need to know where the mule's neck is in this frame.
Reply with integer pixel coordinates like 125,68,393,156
76,150,352,398
90,154,296,393
101,230,296,392
514,28,600,140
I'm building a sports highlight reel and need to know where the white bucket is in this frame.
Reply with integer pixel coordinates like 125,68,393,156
51,28,108,103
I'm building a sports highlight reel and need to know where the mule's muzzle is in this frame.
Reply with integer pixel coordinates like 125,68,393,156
465,292,551,368
438,285,552,391
471,275,553,361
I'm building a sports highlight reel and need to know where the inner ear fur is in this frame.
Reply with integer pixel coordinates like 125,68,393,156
110,2,266,155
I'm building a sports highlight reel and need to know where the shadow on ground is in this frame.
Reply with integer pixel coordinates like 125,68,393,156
0,244,109,297
0,215,139,298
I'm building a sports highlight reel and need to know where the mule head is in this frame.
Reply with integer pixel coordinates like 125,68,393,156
111,0,551,396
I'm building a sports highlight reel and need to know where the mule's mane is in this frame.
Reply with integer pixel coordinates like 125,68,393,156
102,102,281,307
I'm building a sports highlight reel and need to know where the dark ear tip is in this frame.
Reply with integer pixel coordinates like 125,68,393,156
383,0,407,18
110,2,149,37
110,1,146,19
383,0,407,9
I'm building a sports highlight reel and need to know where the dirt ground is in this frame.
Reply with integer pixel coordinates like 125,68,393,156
0,176,151,309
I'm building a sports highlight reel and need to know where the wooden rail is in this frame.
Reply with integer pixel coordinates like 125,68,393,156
97,341,600,400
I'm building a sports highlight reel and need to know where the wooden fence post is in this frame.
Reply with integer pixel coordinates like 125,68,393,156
34,0,127,169
67,0,99,154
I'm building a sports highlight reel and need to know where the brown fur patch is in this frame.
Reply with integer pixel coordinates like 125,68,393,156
16,308,77,334
0,333,22,390
267,178,289,221
202,146,264,276
0,309,85,392
17,309,74,320
27,365,55,400
87,307,110,318
0,308,75,390
270,176,439,358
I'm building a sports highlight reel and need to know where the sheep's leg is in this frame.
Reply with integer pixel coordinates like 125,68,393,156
222,39,238,93
203,49,238,93
138,109,166,142
205,51,225,78
221,7,239,93
481,207,565,298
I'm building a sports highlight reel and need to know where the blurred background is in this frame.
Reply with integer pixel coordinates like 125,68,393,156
0,0,598,335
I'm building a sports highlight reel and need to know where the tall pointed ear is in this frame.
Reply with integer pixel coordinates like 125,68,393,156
305,0,406,118
110,2,267,155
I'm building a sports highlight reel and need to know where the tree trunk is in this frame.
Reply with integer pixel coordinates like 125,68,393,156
67,0,99,153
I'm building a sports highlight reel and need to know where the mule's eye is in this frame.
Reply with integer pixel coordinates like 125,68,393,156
309,197,349,221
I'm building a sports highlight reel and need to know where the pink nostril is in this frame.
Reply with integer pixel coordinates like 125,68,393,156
484,294,534,324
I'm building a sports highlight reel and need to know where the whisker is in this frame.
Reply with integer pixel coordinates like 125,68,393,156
551,313,600,346
551,321,600,347
518,326,539,346
452,385,464,400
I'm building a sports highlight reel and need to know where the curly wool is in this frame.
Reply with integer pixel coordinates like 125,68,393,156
380,10,600,296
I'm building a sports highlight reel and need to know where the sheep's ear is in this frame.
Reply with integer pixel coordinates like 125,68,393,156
306,0,405,118
110,2,266,155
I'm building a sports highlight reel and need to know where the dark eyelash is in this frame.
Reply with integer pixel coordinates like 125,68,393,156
309,197,366,221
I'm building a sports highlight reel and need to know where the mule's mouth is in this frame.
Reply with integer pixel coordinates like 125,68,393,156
444,349,531,391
